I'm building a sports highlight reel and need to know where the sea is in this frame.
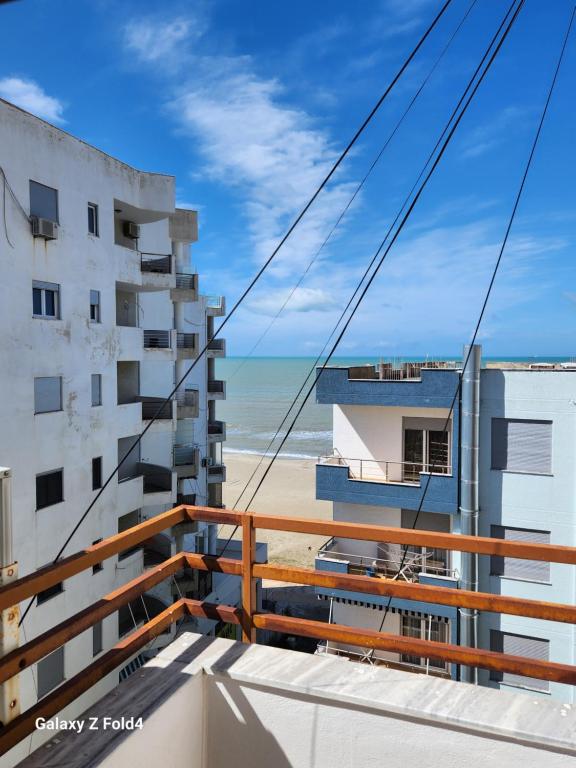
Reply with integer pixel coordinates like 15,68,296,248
215,356,573,460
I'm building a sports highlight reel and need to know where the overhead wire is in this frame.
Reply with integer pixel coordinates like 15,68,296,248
18,0,454,628
217,0,525,557
370,1,576,660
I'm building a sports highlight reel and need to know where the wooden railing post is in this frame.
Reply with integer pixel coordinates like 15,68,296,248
241,513,256,643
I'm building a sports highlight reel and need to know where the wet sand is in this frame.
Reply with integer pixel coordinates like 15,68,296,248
221,452,332,568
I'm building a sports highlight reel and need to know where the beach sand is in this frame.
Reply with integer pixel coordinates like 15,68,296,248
221,452,332,568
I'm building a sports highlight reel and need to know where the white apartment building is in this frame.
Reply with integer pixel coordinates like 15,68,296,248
315,348,576,702
0,97,227,760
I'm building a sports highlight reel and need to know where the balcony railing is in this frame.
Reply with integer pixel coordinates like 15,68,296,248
176,332,197,351
175,388,198,408
347,360,458,381
173,444,199,467
140,252,172,275
208,379,225,395
208,420,226,440
140,397,173,421
143,330,171,349
207,338,225,353
175,272,197,290
205,295,225,315
1,505,576,754
317,537,459,581
318,455,451,485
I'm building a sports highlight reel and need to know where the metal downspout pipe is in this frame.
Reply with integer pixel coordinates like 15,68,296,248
459,344,481,684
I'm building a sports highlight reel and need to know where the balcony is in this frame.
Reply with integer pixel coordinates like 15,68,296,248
171,272,198,303
175,388,199,419
176,332,199,360
173,444,200,479
206,338,226,357
316,455,458,514
139,396,174,422
208,420,226,443
205,294,226,316
143,329,173,351
139,462,174,497
315,365,460,408
143,532,173,568
207,379,226,400
207,463,226,483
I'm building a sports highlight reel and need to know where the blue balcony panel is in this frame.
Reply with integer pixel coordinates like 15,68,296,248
316,463,458,514
316,367,460,408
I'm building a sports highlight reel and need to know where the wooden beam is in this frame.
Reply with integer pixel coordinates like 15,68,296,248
253,613,576,685
250,512,576,564
184,553,242,575
0,506,188,611
254,563,576,624
241,514,256,643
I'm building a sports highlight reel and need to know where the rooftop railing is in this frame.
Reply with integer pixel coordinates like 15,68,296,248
347,361,458,381
318,455,452,484
1,505,576,754
140,252,172,275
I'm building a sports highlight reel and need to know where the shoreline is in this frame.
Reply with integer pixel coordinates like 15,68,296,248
221,451,331,568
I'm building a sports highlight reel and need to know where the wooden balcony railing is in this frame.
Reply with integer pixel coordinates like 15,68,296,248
1,505,576,755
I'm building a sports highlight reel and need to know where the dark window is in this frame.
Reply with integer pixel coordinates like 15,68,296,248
36,469,63,510
34,376,62,414
490,526,551,582
92,538,104,574
38,647,64,698
88,203,99,236
91,374,102,406
30,180,58,222
32,281,60,319
37,581,63,605
490,630,549,692
117,436,141,482
491,418,552,474
90,290,101,323
92,456,102,490
93,621,103,656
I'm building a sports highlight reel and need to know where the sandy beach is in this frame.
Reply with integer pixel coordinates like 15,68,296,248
221,452,332,568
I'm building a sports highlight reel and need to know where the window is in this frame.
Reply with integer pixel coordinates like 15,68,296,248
30,180,58,222
92,539,104,574
32,280,60,319
91,374,102,406
491,418,552,474
92,456,102,490
36,469,63,510
34,376,62,414
490,526,550,583
490,630,549,692
403,417,451,481
37,581,63,605
88,203,99,236
90,290,101,323
93,621,103,656
38,646,64,698
401,615,449,670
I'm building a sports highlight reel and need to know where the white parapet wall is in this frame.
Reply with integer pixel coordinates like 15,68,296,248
18,632,576,768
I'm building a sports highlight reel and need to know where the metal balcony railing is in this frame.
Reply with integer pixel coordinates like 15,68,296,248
1,505,576,754
347,361,458,381
175,389,198,408
176,333,197,351
173,444,198,467
318,455,452,484
317,537,459,581
175,273,197,290
208,379,225,394
143,330,171,349
140,397,173,420
208,421,225,437
207,338,225,352
140,252,172,275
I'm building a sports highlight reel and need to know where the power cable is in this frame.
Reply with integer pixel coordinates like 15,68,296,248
370,2,576,661
217,0,524,557
18,0,454,628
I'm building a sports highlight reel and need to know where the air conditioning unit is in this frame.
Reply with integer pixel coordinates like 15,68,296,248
202,457,214,468
123,221,140,240
31,216,58,240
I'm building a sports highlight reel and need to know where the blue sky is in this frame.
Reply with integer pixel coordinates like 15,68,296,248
1,0,575,357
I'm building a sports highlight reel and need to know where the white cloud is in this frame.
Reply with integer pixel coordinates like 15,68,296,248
0,77,65,124
248,286,338,316
124,17,200,65
461,107,526,159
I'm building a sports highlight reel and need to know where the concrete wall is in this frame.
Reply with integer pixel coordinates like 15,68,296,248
18,634,576,768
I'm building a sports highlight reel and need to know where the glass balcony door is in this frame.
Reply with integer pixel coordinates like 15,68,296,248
403,428,449,481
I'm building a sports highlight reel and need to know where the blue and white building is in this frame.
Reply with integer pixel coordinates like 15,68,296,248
314,348,576,702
